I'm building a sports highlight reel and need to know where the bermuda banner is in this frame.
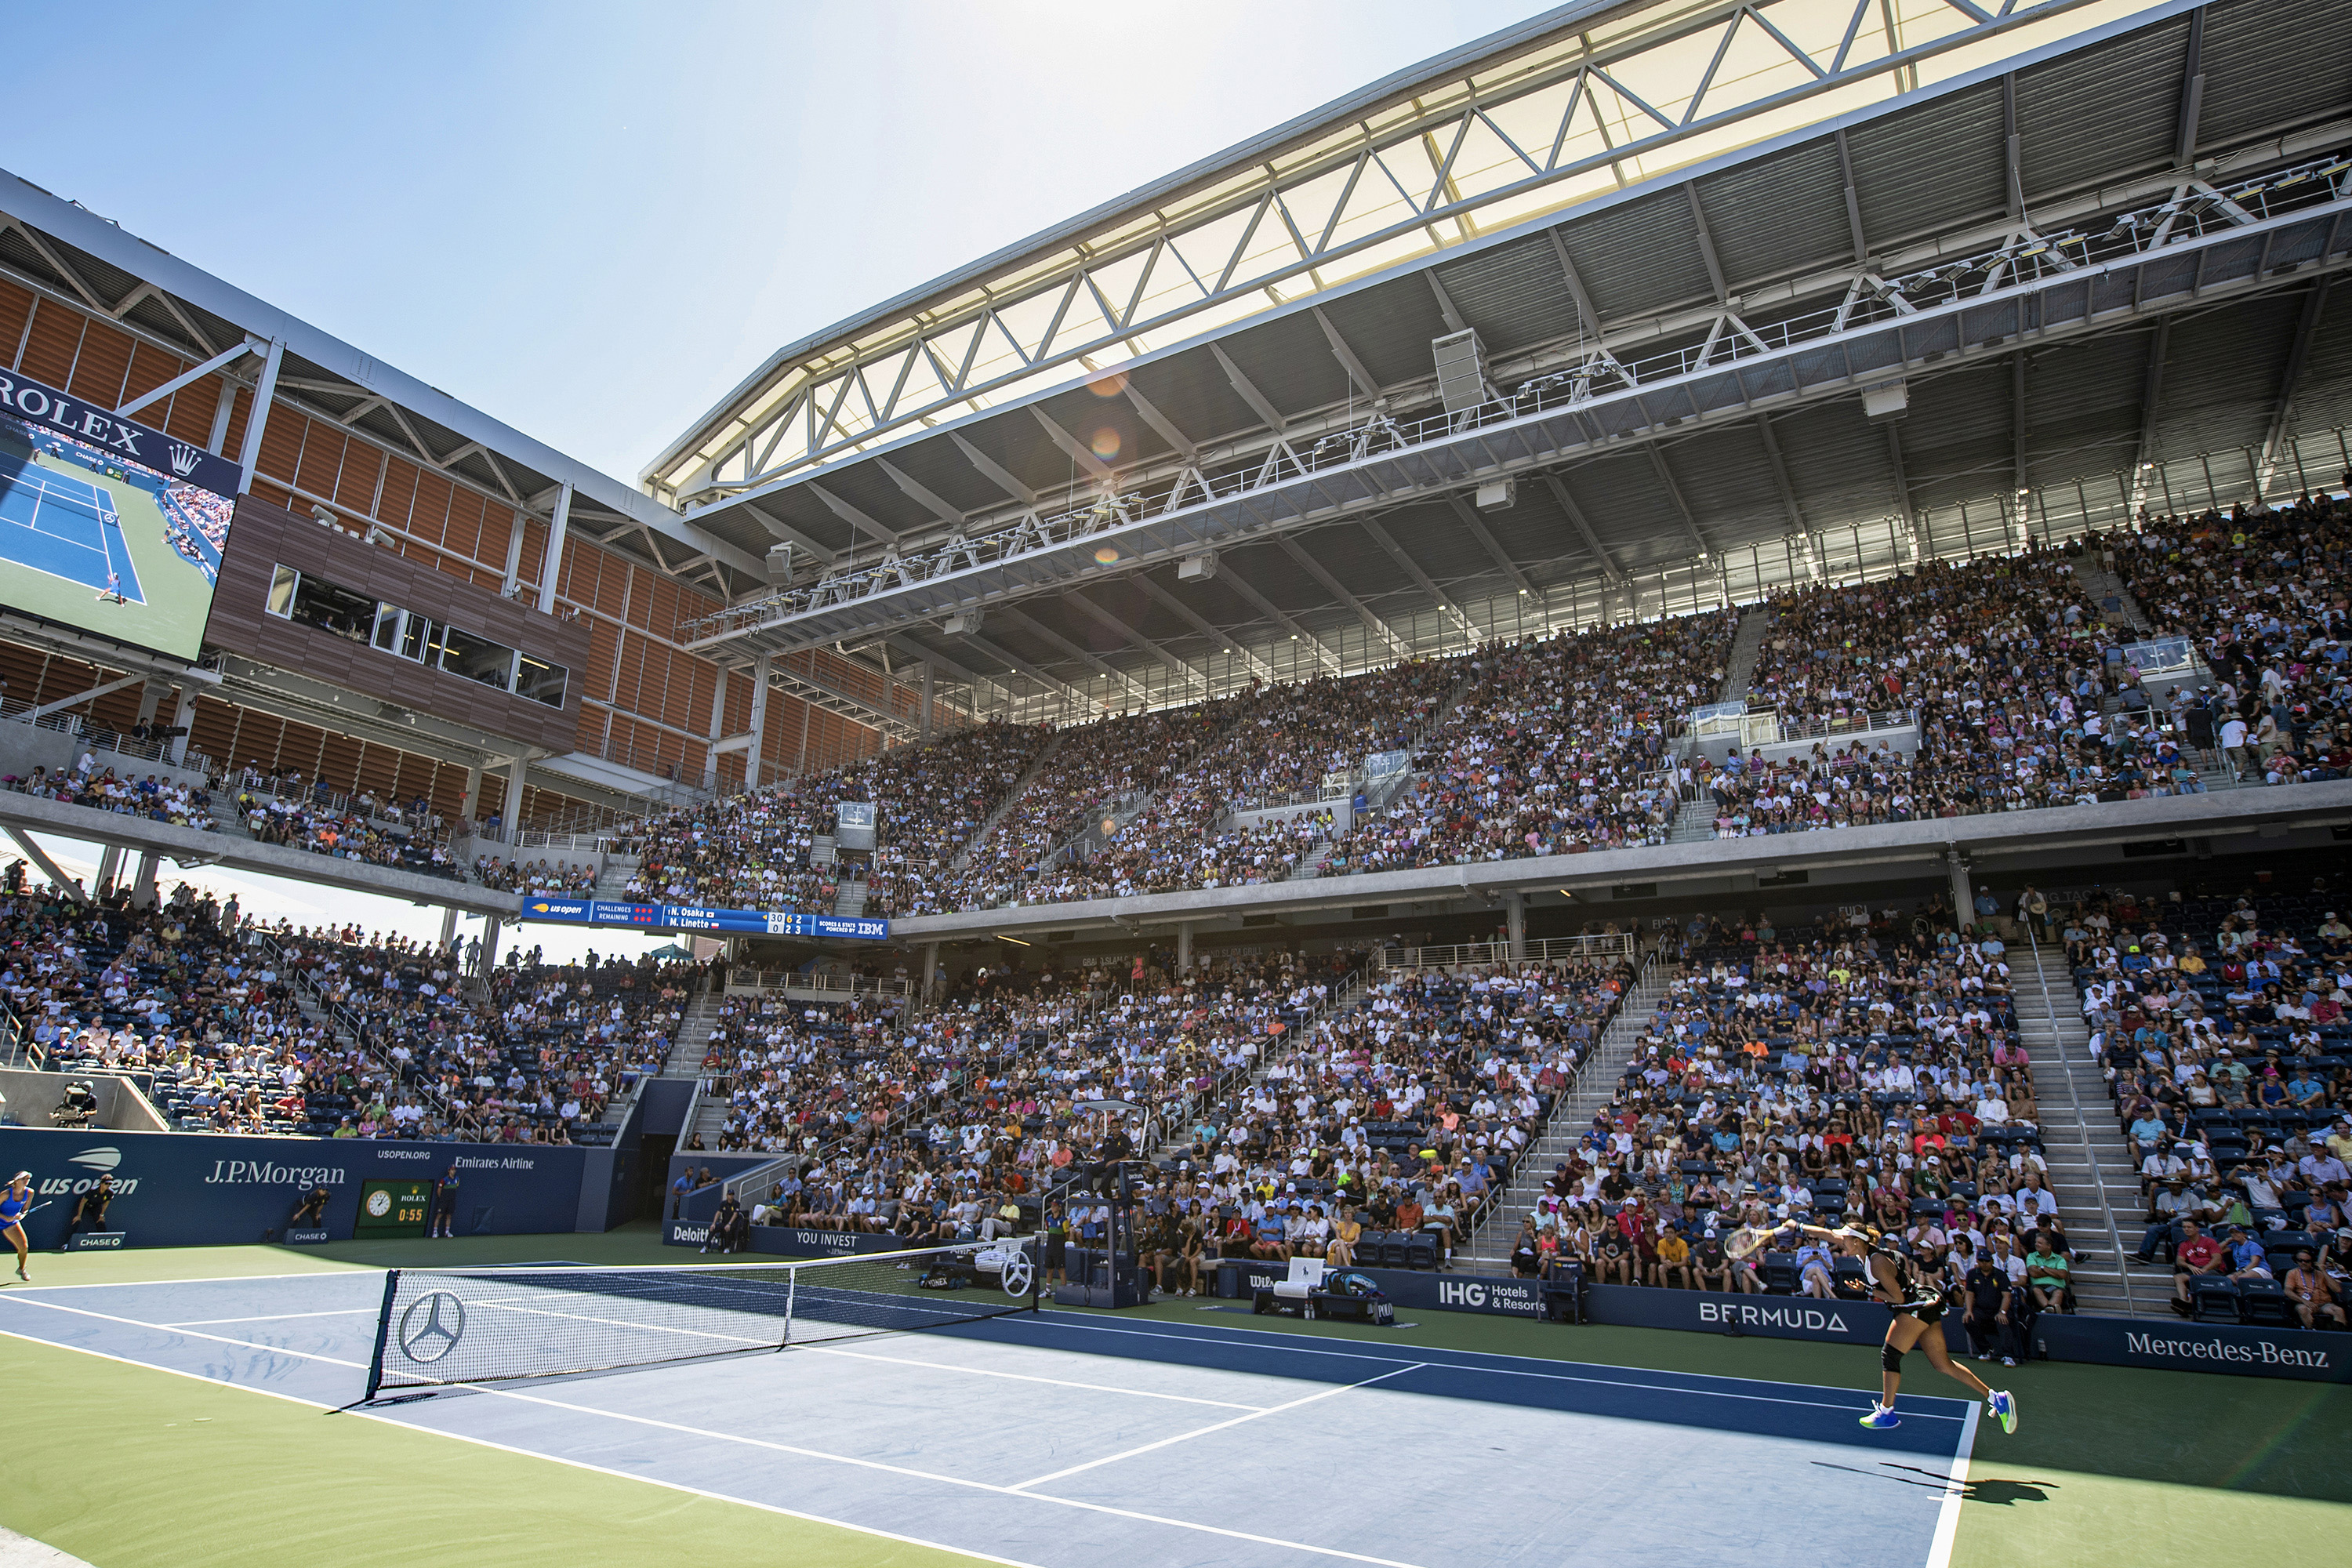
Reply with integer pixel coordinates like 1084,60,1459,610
2033,1312,2351,1383
0,1127,589,1249
0,368,245,497
520,895,887,941
1584,1283,1970,1351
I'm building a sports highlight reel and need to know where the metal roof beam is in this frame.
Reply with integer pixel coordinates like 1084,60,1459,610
1312,307,1381,399
1210,343,1290,436
1002,606,1152,704
1358,514,1478,635
1216,568,1345,673
2012,350,2030,509
1642,447,1712,560
1121,382,1197,461
1443,490,1539,600
1031,407,1115,485
807,481,900,547
2173,5,2207,167
1274,532,1411,659
1885,422,1919,539
1686,183,1731,303
2130,317,2173,514
956,630,1093,711
877,459,967,527
1062,589,1208,691
951,432,1038,506
1750,415,1808,546
1537,472,1626,585
1128,573,1278,681
739,502,838,568
2258,278,2331,493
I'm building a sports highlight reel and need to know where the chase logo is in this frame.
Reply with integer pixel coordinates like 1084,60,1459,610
71,1148,122,1172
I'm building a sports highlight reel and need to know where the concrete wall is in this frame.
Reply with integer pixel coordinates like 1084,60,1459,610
1692,724,1920,767
0,1068,169,1131
0,719,212,795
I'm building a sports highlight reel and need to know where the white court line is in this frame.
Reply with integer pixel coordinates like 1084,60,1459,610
1926,1401,1982,1568
0,1269,378,1292
2,1296,371,1367
1005,1363,1424,1491
167,1308,378,1327
804,1344,1270,1411
992,1314,1969,1421
1,1293,1428,1568
476,1383,1431,1568
0,1323,1044,1568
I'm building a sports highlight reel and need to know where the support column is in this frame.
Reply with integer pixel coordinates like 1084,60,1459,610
234,338,286,495
459,764,485,829
93,845,122,898
536,483,574,614
1504,890,1526,960
480,916,503,973
1177,921,1193,973
746,654,772,789
500,756,529,839
922,941,939,994
133,679,165,732
130,852,158,910
704,668,731,791
5,829,84,899
166,684,197,767
1947,849,1974,932
920,661,935,744
440,906,459,952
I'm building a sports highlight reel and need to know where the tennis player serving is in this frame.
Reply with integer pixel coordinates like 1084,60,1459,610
1,1171,39,1281
1728,1221,2016,1433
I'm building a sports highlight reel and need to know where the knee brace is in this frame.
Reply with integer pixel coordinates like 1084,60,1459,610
1882,1343,1907,1373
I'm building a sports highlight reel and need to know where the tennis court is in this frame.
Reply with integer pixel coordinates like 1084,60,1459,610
0,449,147,603
0,1264,1977,1568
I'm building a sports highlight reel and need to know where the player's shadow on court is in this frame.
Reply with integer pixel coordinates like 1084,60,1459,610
1811,1461,2056,1505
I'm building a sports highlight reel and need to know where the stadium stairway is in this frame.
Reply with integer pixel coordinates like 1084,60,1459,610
593,852,640,901
2013,937,2147,1317
952,730,1067,869
833,869,869,918
2074,557,2154,636
1457,957,1672,1270
1717,603,1771,705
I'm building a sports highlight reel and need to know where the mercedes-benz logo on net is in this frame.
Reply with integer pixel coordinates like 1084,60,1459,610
397,1291,466,1363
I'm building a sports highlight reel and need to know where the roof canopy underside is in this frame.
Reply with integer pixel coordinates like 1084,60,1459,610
665,0,2352,722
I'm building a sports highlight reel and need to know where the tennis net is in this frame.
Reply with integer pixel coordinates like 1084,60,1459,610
363,1236,1040,1399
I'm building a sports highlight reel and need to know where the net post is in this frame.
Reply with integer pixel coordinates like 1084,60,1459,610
782,1263,796,1350
1028,1232,1042,1313
363,1268,401,1403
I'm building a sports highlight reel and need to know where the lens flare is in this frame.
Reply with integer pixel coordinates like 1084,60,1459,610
1090,427,1121,460
1094,545,1121,564
1085,371,1129,398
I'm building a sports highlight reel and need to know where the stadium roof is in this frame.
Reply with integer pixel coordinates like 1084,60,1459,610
662,0,2352,721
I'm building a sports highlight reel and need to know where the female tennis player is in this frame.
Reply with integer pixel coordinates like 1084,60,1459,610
2,1171,38,1281
1727,1221,2016,1433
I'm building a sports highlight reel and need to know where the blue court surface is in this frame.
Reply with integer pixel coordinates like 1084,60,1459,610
0,1271,1977,1568
0,452,147,603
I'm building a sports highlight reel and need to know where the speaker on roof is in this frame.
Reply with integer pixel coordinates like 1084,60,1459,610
766,543,795,588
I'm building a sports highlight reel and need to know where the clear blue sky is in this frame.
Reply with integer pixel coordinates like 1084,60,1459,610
6,0,1537,484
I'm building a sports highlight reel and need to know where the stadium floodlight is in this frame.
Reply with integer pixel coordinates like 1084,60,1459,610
310,504,336,527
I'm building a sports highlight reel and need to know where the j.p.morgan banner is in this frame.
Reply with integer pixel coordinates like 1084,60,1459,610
0,368,244,498
2034,1313,2350,1383
0,1127,588,1248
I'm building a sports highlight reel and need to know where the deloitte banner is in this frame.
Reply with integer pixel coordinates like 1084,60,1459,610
519,895,887,941
665,1220,915,1258
0,1127,588,1249
2033,1313,2350,1383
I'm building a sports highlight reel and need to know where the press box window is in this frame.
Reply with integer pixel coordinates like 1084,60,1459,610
441,626,514,691
262,566,377,644
515,655,569,708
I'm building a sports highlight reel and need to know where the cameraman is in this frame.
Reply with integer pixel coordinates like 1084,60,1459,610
60,1173,117,1249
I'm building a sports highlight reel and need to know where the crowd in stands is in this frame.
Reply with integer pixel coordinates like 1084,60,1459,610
1490,909,2076,1353
475,856,597,895
2063,884,2352,1323
5,763,219,832
2116,495,2352,787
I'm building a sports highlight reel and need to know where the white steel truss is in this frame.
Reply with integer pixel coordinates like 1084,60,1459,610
682,158,2352,659
647,0,2136,507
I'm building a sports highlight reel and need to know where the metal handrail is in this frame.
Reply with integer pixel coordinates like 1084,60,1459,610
1377,932,1637,972
2025,925,2136,1316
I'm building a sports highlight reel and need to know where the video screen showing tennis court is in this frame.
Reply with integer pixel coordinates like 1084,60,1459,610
0,411,237,661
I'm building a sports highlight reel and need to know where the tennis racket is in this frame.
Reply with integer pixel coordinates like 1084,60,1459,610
1722,1223,1782,1259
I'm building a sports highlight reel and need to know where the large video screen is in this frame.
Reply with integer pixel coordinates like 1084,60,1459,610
0,369,245,662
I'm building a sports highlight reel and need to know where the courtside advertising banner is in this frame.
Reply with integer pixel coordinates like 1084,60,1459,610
0,367,244,661
0,1127,588,1248
2033,1312,2352,1383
